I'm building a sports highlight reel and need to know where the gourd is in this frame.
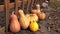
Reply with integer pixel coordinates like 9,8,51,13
29,21,39,32
31,9,39,14
10,12,20,33
25,14,30,22
38,12,46,20
30,14,38,22
36,4,46,20
31,4,41,15
36,4,41,13
19,10,30,29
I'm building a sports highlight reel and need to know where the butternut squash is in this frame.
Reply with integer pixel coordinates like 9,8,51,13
10,12,20,33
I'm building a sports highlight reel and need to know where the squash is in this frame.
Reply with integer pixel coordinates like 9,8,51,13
30,14,38,22
10,12,20,33
31,4,41,15
19,10,30,29
31,9,39,14
29,21,39,32
38,12,46,20
25,14,30,22
36,4,40,9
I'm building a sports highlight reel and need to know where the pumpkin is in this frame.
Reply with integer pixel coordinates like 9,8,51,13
30,14,38,22
29,21,39,32
38,12,46,20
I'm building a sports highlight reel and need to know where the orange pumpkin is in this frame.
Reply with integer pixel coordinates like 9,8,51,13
38,12,46,20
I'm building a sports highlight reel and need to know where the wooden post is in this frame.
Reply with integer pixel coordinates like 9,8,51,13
15,0,19,16
4,0,10,34
31,0,34,11
26,0,31,13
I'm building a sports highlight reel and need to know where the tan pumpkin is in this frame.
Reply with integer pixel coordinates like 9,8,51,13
30,14,38,22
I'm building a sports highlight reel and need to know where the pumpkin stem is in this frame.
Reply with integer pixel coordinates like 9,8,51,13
12,11,15,15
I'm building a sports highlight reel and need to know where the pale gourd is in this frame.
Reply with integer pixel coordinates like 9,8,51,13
30,14,38,22
25,14,30,22
19,10,30,29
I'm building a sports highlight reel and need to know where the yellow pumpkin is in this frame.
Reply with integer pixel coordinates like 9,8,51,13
29,21,39,32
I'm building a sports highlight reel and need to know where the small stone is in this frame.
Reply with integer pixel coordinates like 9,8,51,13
48,17,51,19
48,27,51,32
